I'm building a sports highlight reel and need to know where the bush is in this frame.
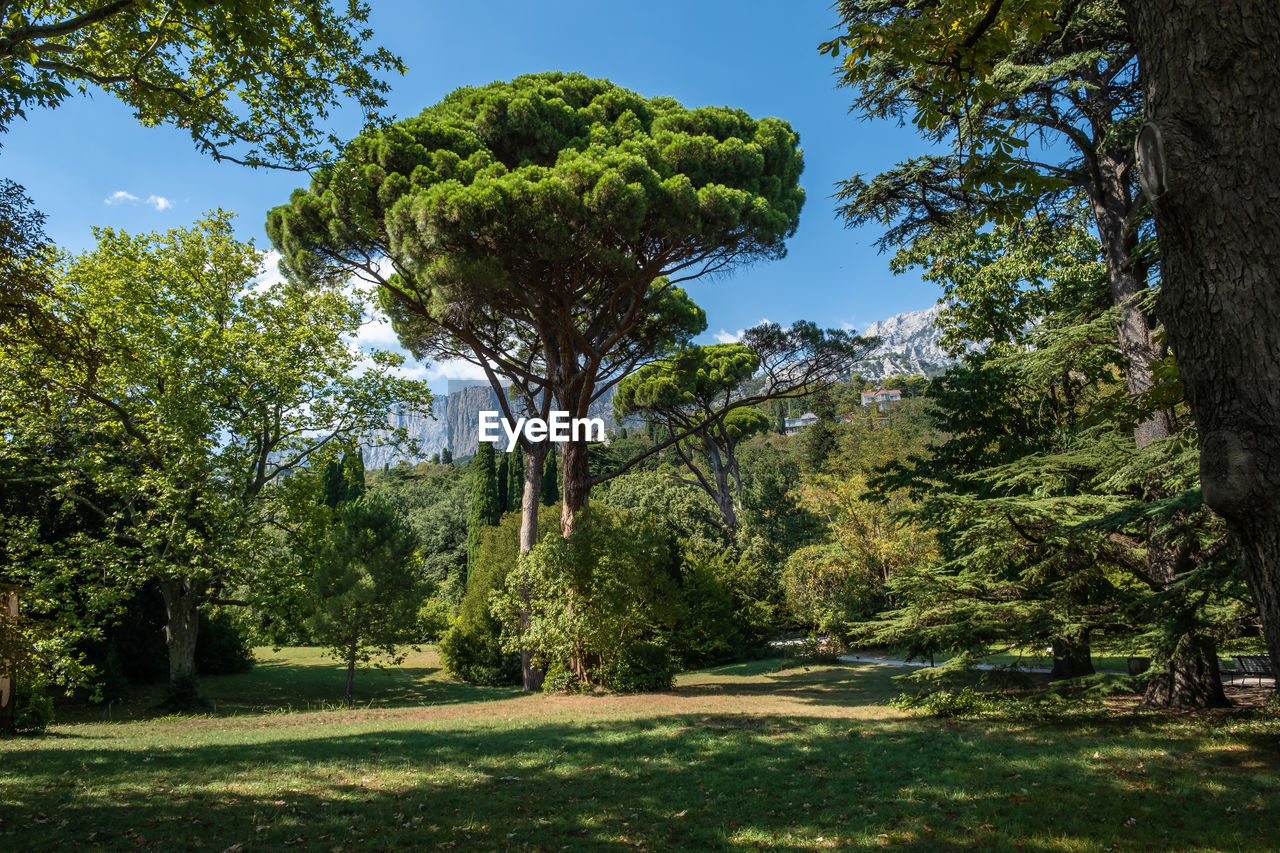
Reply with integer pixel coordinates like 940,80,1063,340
600,641,676,693
8,675,55,735
540,659,585,695
196,610,255,675
493,504,683,693
669,556,744,667
891,687,994,718
782,543,878,645
440,508,557,686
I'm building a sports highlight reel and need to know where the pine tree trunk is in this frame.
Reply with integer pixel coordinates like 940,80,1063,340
560,437,589,537
1124,0,1280,690
519,444,548,692
159,578,201,705
1142,634,1227,710
1142,536,1230,708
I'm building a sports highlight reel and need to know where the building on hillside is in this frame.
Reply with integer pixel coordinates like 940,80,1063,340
784,412,819,435
860,388,902,410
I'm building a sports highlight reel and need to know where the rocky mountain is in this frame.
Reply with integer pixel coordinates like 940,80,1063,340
364,306,972,467
855,304,974,381
363,399,449,470
363,382,623,468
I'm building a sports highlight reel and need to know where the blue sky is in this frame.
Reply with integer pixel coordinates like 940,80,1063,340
3,0,941,394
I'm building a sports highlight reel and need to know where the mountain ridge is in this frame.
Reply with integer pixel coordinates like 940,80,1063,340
363,305,961,467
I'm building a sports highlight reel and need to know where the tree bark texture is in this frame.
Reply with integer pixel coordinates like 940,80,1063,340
159,578,200,688
0,591,17,730
559,438,589,537
1125,0,1280,681
520,443,548,692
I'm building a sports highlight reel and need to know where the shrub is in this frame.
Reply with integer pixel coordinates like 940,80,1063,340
440,507,557,686
891,687,993,718
493,504,683,693
196,610,255,675
11,676,55,734
600,641,676,693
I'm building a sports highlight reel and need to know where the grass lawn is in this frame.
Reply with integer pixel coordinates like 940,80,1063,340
2,649,1277,851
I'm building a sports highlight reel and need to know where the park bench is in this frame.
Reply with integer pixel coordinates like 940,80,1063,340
1231,654,1274,686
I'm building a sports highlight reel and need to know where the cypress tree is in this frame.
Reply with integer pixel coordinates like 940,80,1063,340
540,449,559,507
321,458,345,509
340,445,366,501
441,447,452,465
496,452,510,516
323,444,366,508
466,442,501,572
507,444,524,510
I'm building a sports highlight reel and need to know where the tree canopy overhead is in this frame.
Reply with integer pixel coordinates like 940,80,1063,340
268,71,807,533
0,0,404,169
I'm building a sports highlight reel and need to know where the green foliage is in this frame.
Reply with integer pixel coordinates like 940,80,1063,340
194,611,255,677
783,544,879,643
0,180,60,349
466,442,501,573
614,330,868,537
0,212,431,695
10,674,55,735
308,494,423,703
0,1,405,169
441,510,557,686
823,0,1132,243
796,387,839,474
598,641,676,693
599,471,725,553
323,443,368,509
269,72,806,518
540,451,559,507
493,505,683,691
890,687,994,719
371,465,471,605
495,453,510,516
506,445,524,510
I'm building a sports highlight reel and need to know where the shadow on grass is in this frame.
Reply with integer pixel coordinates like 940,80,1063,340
58,650,522,724
2,711,1278,851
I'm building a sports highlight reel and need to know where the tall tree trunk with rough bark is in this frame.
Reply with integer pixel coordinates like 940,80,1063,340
519,443,549,691
559,437,589,536
159,578,201,707
1124,0,1280,692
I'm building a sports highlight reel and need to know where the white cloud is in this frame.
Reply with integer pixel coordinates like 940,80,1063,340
712,318,771,344
353,313,404,351
713,329,741,344
104,190,176,211
253,249,286,293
